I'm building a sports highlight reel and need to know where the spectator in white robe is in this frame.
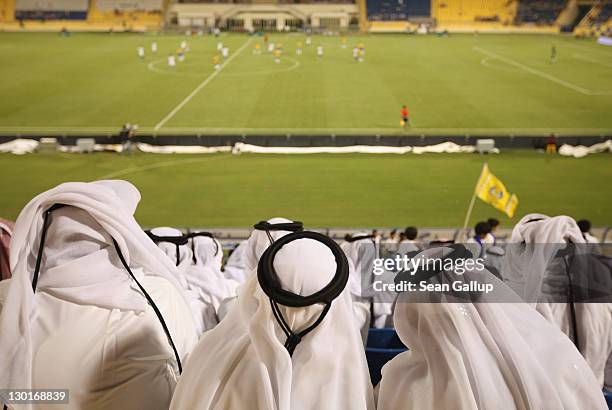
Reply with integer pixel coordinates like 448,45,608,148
0,181,198,410
170,232,375,410
341,233,375,340
505,214,612,388
377,245,608,410
222,240,247,283
185,231,240,320
342,232,393,329
149,227,218,334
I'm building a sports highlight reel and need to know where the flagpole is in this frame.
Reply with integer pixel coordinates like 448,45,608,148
461,162,487,239
462,194,477,231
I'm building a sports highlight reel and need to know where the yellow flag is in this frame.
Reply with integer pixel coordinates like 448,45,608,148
474,164,519,218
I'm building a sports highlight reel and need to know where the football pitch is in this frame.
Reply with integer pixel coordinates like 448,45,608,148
0,32,611,135
1,151,610,228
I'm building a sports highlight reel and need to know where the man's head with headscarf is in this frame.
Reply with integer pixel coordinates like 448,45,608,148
189,232,223,270
510,214,584,244
149,227,192,267
243,217,303,274
170,232,374,410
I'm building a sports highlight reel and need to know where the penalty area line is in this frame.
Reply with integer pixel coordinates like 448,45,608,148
473,46,593,95
153,37,253,131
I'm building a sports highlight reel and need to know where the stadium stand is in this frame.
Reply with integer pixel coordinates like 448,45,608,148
366,0,430,21
432,0,516,25
514,0,567,25
595,2,612,24
366,0,564,33
0,0,166,31
573,1,612,37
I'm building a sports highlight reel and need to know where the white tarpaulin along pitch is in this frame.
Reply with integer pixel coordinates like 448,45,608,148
15,0,88,11
0,140,230,155
59,143,230,154
3,139,610,157
558,140,612,158
135,143,231,154
231,141,489,155
0,139,39,155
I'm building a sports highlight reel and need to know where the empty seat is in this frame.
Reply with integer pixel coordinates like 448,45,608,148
365,328,407,385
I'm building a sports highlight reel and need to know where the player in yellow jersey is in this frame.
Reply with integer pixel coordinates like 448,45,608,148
341,36,347,49
357,48,364,62
253,42,261,55
273,48,281,64
296,40,303,56
213,54,221,70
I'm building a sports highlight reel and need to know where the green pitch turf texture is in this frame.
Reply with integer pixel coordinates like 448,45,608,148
1,151,610,228
0,32,611,135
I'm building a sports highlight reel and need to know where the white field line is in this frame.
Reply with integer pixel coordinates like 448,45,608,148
473,46,598,95
153,37,253,131
148,56,301,78
97,157,215,179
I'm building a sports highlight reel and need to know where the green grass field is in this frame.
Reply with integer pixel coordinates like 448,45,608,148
1,150,610,227
0,32,611,135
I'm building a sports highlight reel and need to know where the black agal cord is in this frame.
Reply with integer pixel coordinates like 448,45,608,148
253,220,304,245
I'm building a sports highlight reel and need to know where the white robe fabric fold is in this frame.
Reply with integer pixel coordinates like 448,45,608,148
170,237,375,410
0,181,198,410
377,246,607,410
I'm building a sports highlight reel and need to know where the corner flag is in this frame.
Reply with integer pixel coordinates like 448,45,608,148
474,164,519,218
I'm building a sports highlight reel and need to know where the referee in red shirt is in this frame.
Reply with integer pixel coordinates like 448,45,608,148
400,105,410,128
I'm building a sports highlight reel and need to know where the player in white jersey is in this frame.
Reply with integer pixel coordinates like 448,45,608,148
180,40,187,50
217,42,223,51
167,54,176,68
137,46,145,59
317,45,323,58
221,47,229,59
306,36,312,46
267,42,275,53
151,42,157,54
352,46,359,61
